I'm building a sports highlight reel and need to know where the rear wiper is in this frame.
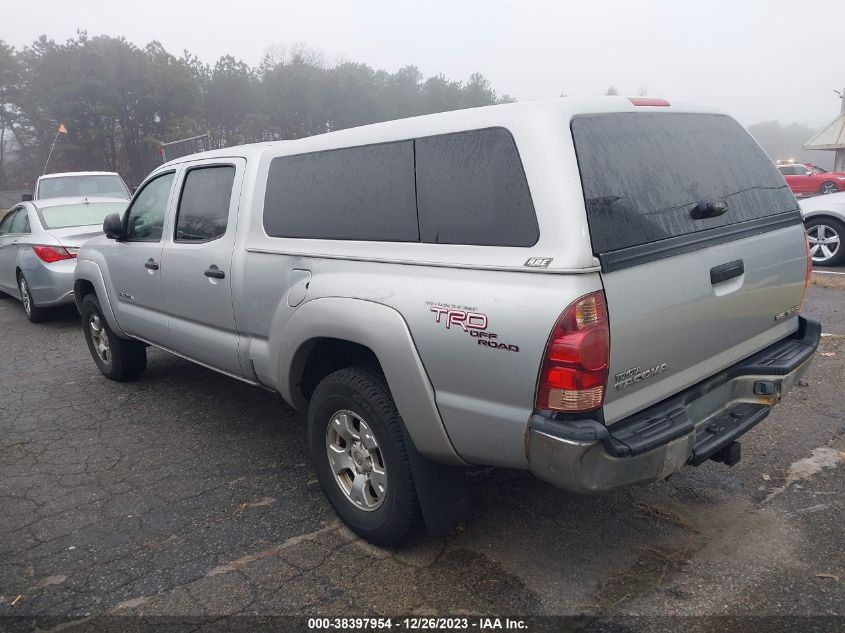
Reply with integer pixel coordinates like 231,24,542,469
690,201,728,220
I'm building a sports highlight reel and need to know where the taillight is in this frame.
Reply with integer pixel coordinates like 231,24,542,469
32,245,76,263
535,291,610,413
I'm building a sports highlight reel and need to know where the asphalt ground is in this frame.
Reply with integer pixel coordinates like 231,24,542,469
0,285,843,631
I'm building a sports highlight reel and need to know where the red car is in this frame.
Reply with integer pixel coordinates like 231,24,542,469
777,163,845,196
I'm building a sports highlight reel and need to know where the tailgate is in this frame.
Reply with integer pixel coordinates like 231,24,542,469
571,112,807,424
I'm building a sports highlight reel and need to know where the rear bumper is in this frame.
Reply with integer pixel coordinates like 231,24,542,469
527,317,821,493
25,260,76,307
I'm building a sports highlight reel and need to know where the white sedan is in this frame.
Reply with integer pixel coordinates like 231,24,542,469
800,191,845,266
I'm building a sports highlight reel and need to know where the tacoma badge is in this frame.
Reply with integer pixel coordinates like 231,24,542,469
774,305,799,321
614,363,668,390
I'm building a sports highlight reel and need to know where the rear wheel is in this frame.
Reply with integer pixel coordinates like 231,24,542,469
308,367,421,546
17,274,48,323
806,217,845,267
80,294,147,381
820,181,839,195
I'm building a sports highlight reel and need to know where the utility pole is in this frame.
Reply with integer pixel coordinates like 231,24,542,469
836,88,845,172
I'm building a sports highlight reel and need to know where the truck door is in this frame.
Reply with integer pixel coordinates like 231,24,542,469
157,158,246,377
108,171,176,342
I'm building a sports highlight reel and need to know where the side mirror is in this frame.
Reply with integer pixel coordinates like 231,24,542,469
103,213,125,240
21,193,33,202
805,171,814,176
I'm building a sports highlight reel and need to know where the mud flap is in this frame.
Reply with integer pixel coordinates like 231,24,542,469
400,424,469,537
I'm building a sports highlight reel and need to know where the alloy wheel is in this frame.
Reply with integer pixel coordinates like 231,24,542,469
88,314,111,365
325,409,387,511
807,224,841,263
19,278,32,316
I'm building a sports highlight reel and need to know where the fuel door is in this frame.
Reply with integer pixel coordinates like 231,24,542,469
288,269,312,307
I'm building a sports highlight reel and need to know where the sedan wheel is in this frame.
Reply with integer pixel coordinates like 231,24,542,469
17,274,47,323
820,181,839,195
19,277,32,317
807,222,842,265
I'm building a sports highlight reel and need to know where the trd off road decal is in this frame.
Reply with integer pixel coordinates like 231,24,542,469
426,302,519,352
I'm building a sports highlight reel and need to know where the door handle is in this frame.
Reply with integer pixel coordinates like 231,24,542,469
145,258,159,270
710,259,744,284
691,201,729,220
204,265,225,279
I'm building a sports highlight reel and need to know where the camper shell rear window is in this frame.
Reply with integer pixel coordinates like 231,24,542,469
571,113,799,256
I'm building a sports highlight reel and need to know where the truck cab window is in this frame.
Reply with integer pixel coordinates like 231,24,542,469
125,172,175,241
175,166,235,242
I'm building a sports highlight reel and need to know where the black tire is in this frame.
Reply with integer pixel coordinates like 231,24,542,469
17,273,49,323
80,293,147,381
820,181,839,195
805,216,845,267
308,367,421,547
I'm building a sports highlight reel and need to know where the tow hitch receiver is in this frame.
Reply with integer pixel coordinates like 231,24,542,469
710,441,742,467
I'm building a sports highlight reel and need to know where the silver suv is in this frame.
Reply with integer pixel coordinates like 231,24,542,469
74,97,820,545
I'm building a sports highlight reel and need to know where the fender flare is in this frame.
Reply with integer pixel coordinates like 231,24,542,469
803,211,845,225
280,297,465,466
73,259,128,338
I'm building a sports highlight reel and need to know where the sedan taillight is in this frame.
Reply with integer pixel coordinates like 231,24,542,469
32,245,77,263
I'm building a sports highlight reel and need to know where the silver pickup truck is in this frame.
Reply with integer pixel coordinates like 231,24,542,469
74,97,820,545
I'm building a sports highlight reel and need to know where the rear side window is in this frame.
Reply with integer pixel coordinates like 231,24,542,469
415,129,538,246
175,166,236,242
0,210,15,233
11,209,29,233
571,113,798,254
264,142,418,241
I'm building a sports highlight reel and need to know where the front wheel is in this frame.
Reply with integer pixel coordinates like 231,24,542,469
308,367,421,546
80,294,147,381
820,181,839,195
806,217,845,267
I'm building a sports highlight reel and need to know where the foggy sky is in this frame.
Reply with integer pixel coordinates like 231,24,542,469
5,0,843,129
